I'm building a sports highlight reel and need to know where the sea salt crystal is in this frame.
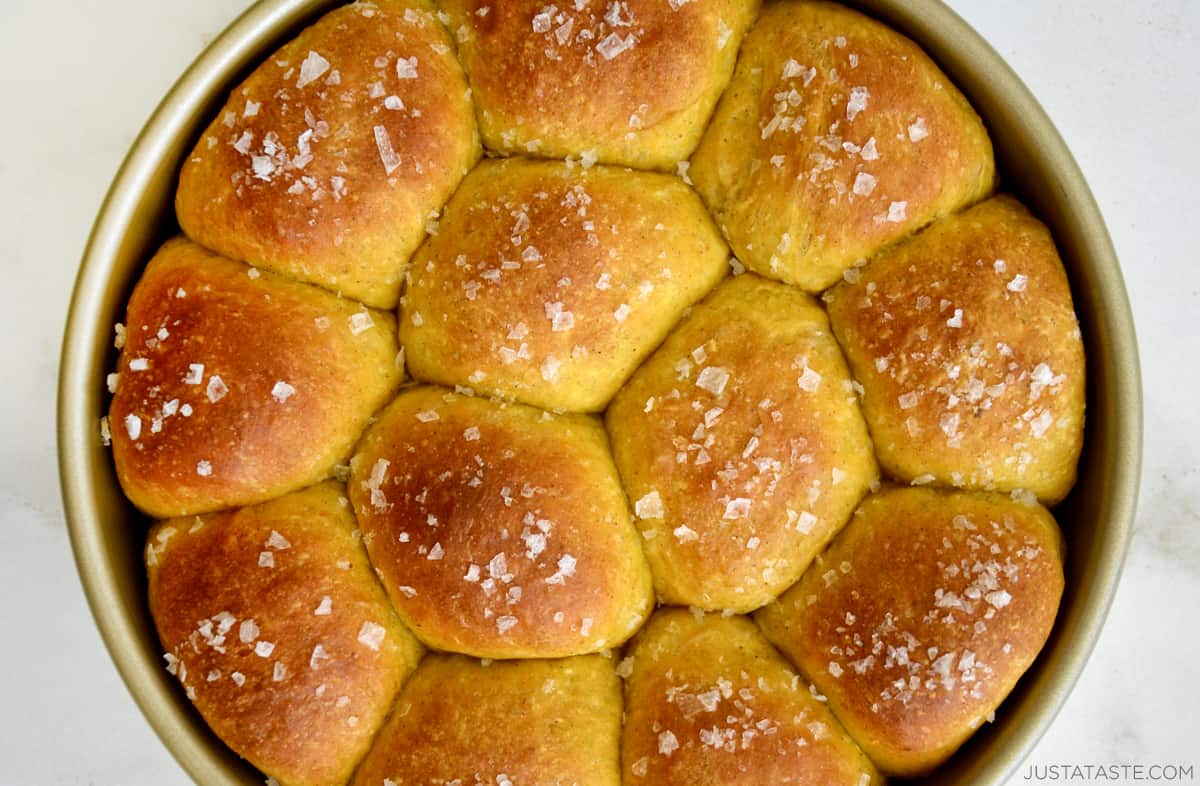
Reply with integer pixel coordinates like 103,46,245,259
1007,274,1028,293
206,375,228,403
861,137,879,161
635,491,664,519
540,356,561,382
124,414,142,441
296,51,330,89
852,172,877,196
887,201,908,222
846,86,869,121
373,125,402,175
271,381,295,403
357,621,386,651
196,460,213,477
797,365,822,392
658,731,679,756
673,524,699,543
349,312,375,335
908,117,929,142
395,57,418,79
239,620,259,644
696,366,730,396
723,498,751,519
596,32,635,60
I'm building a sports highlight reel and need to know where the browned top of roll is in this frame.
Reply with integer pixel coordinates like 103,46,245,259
176,0,479,308
622,609,880,786
440,0,759,169
108,238,403,518
691,0,995,291
146,482,424,786
351,654,622,786
756,486,1064,776
606,274,877,612
401,157,729,412
824,196,1085,503
348,386,654,658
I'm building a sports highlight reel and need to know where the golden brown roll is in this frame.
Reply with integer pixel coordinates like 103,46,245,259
351,654,621,786
691,0,995,291
756,486,1064,776
348,386,654,658
621,609,881,786
146,482,423,786
176,0,479,308
439,0,759,170
606,274,877,612
824,196,1085,503
108,238,404,518
401,157,729,412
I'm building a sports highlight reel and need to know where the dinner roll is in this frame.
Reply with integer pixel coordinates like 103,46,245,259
621,609,880,786
606,274,877,612
691,0,995,291
824,196,1085,502
351,654,621,786
109,238,403,518
348,386,653,658
401,157,728,412
146,482,423,786
756,487,1064,776
439,0,759,169
176,0,479,308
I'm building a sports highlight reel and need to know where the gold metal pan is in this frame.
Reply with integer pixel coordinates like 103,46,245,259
58,1,1142,784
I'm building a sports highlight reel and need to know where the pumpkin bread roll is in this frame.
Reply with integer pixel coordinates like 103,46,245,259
351,654,621,786
109,238,404,518
146,482,423,786
440,0,759,169
691,0,995,291
606,274,877,612
401,157,729,412
176,0,479,308
348,386,654,658
756,487,1064,776
824,196,1085,503
621,609,881,786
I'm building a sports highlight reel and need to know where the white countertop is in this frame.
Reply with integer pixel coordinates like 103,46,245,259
1,1,1196,783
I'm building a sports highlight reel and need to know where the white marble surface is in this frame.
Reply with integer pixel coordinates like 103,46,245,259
0,1,1196,783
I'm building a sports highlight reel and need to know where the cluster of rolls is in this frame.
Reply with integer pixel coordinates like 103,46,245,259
106,0,1085,784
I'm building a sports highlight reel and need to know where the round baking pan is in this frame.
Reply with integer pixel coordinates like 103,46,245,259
58,1,1142,783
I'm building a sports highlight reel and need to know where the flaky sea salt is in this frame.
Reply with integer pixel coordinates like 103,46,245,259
634,491,664,519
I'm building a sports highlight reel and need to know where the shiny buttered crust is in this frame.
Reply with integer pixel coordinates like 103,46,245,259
352,654,621,786
622,610,881,786
146,483,424,786
824,196,1085,502
348,386,654,658
691,0,995,291
401,157,729,412
176,0,480,308
756,487,1065,776
109,238,403,518
440,0,759,169
607,274,878,612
